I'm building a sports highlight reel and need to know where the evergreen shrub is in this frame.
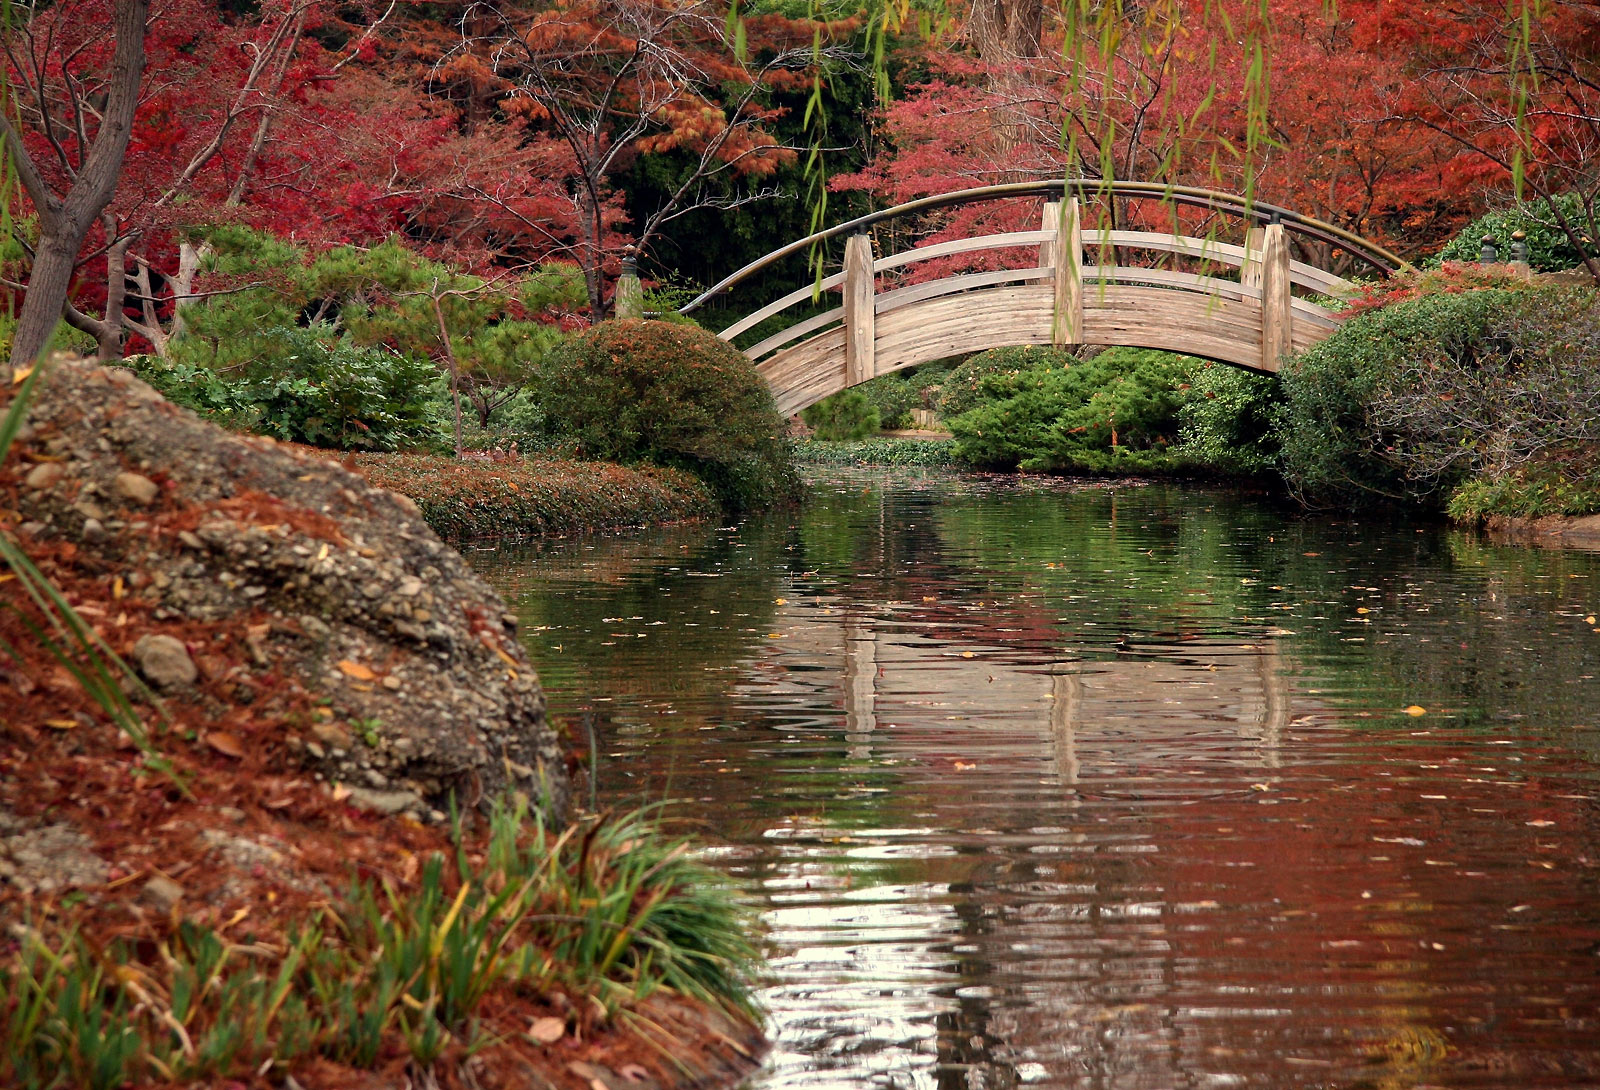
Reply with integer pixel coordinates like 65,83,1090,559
947,347,1196,472
1277,285,1600,508
802,388,880,439
535,319,799,512
1432,193,1599,273
1176,363,1283,475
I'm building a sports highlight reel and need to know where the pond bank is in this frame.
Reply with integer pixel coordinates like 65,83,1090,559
0,362,764,1090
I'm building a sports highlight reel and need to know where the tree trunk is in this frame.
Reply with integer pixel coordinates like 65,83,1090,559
5,0,148,375
97,220,130,361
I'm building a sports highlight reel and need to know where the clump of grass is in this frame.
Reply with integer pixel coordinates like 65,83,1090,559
0,799,761,1088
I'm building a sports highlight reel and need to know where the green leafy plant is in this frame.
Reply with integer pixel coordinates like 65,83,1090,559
1176,362,1283,476
947,347,1198,472
1277,285,1600,508
131,325,444,452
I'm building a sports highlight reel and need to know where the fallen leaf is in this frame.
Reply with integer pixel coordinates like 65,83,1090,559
775,597,787,605
43,718,77,731
961,651,975,659
337,660,375,681
1356,607,1371,614
1526,819,1555,827
953,761,976,770
1587,616,1596,625
1404,705,1427,716
205,731,245,758
330,783,352,803
527,1017,565,1044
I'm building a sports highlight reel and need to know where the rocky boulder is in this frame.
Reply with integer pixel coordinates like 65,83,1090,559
4,357,568,817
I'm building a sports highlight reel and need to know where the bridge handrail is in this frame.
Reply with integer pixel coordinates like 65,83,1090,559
721,223,1352,344
682,179,1406,316
741,262,1343,362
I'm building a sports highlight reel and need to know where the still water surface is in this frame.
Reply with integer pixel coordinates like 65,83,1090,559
474,472,1600,1090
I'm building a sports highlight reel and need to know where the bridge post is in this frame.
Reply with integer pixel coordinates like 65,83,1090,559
1260,222,1292,370
843,233,876,386
1046,198,1083,347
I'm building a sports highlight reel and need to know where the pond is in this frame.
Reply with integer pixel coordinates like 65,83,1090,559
473,471,1600,1090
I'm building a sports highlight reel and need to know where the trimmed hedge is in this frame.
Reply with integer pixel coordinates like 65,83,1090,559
342,453,718,539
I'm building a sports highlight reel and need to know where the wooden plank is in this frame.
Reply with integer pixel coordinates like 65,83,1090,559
844,234,875,384
719,272,844,340
745,306,842,361
1038,202,1058,268
875,266,1051,313
1054,197,1083,346
1260,223,1292,369
872,231,1052,274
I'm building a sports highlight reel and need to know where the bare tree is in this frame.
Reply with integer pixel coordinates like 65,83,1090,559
1,0,147,374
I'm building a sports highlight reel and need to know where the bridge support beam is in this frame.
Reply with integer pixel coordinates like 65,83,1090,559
1260,222,1292,370
1043,200,1084,347
844,234,876,386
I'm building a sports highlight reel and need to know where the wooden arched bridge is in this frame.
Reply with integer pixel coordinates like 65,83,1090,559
676,181,1407,417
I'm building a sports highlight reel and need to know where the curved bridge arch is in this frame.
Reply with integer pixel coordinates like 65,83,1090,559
678,181,1406,418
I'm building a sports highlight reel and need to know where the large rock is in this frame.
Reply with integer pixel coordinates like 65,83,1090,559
8,358,568,816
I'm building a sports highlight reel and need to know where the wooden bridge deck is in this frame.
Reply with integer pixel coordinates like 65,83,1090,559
671,187,1394,419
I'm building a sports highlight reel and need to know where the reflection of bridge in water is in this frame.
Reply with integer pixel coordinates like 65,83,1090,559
756,605,1293,777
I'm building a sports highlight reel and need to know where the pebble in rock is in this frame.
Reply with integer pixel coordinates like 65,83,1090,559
112,471,160,506
140,874,185,912
132,634,198,688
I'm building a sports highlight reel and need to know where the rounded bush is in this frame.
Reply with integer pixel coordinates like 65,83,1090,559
1277,285,1600,507
535,319,799,512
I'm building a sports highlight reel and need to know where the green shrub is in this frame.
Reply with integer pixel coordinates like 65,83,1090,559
802,388,880,439
1277,285,1600,507
132,325,444,451
1432,193,1599,272
1177,362,1283,475
947,347,1196,472
533,319,799,512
